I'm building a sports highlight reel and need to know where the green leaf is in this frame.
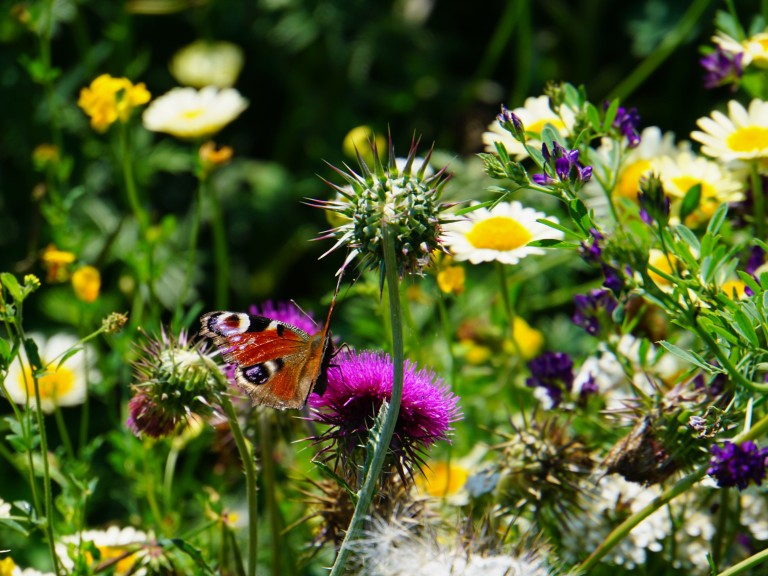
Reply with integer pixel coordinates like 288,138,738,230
23,338,42,371
1,273,22,303
658,341,716,373
535,218,581,238
540,124,564,148
674,224,700,253
527,239,580,249
733,309,760,347
313,461,358,503
586,102,601,129
56,347,82,371
678,183,702,224
737,270,761,296
706,204,728,236
0,338,11,371
602,99,620,132
165,539,217,575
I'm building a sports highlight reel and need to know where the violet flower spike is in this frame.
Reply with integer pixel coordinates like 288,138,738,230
708,440,768,490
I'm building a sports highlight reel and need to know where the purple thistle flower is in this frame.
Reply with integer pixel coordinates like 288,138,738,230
526,352,574,408
607,103,642,148
309,349,461,476
700,48,744,90
249,300,318,335
127,391,181,438
708,440,768,490
572,289,618,337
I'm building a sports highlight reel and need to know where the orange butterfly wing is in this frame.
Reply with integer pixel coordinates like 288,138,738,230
200,311,332,410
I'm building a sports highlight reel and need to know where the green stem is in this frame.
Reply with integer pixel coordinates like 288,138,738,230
163,446,180,514
578,411,768,571
209,183,230,310
496,262,520,355
606,0,713,101
31,375,60,574
713,486,729,568
436,290,457,391
329,223,406,576
219,393,258,576
751,162,765,240
717,546,768,576
177,176,205,320
119,123,148,234
53,405,74,461
259,413,281,576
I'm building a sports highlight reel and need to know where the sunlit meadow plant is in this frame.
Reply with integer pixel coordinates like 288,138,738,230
10,3,768,576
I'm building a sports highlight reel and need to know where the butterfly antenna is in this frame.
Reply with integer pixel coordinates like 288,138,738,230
323,267,345,333
290,300,319,329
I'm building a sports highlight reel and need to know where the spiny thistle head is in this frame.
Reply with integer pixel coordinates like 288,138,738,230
312,135,452,278
127,328,225,438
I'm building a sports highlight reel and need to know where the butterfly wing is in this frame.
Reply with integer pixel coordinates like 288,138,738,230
200,311,326,410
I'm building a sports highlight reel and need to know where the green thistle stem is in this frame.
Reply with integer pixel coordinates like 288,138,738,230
259,413,282,576
751,162,765,240
578,410,768,571
329,222,405,576
219,392,258,576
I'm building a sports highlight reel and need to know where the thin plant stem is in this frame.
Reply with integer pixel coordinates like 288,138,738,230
163,445,181,514
716,546,768,576
751,162,765,240
578,410,768,571
436,290,457,391
219,392,258,576
606,0,713,102
119,123,148,234
177,176,205,320
329,222,406,576
53,405,74,461
259,412,281,576
209,183,230,309
496,262,520,355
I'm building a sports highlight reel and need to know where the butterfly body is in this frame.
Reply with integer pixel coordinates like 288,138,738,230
200,311,334,410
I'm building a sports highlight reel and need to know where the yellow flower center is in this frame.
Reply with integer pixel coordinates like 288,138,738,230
418,462,469,497
726,126,768,152
670,176,715,199
21,364,76,402
527,118,565,136
182,108,205,120
466,216,532,251
85,547,138,575
616,159,653,200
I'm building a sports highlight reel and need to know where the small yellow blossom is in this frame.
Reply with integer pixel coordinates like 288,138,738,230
72,266,101,303
41,244,76,283
437,265,465,295
460,339,492,365
722,279,748,300
170,40,244,88
648,249,679,288
507,316,544,360
417,461,469,498
199,140,233,175
342,125,386,164
0,557,16,576
32,143,59,169
78,74,151,132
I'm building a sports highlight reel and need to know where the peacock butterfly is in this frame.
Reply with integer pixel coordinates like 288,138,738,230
200,304,335,410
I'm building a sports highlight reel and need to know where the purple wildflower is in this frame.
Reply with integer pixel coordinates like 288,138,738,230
638,172,670,226
747,246,766,276
577,373,599,401
602,264,626,296
607,102,642,148
580,228,605,263
127,391,180,438
497,104,525,141
526,352,574,408
700,48,744,89
535,142,592,187
708,441,768,490
572,289,618,337
250,300,318,335
309,349,461,476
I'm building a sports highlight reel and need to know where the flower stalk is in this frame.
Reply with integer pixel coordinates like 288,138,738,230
328,222,405,576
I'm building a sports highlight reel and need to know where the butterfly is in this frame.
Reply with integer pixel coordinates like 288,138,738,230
200,303,335,410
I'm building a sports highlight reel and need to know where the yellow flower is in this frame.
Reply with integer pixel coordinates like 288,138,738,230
32,143,59,169
72,266,101,303
0,558,16,576
198,140,233,175
41,244,76,283
417,461,469,498
5,333,90,413
342,125,386,164
722,278,748,300
437,265,465,295
507,316,544,360
459,339,492,365
648,249,679,289
78,74,151,132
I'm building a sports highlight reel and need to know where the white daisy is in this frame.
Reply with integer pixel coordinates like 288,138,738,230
57,526,149,575
691,99,768,162
582,127,678,224
443,201,564,265
4,333,90,413
482,95,575,159
655,151,744,226
142,86,248,139
714,31,768,68
169,40,244,88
